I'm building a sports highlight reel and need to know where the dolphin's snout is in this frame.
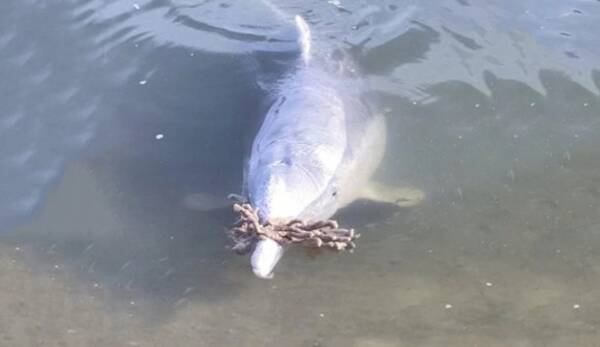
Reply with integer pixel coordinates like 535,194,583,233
251,238,284,279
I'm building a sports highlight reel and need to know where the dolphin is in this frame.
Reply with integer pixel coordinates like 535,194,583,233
245,16,423,278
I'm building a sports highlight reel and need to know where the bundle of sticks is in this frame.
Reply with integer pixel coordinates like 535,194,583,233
226,202,359,254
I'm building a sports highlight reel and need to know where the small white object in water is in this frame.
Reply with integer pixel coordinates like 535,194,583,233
14,247,20,251
475,103,480,108
485,282,493,287
139,80,147,85
93,283,99,288
530,102,536,107
327,0,342,7
508,169,516,181
53,264,60,269
445,304,452,309
133,3,140,10
573,304,580,309
130,301,136,305
155,133,164,140
583,102,589,107
319,313,325,318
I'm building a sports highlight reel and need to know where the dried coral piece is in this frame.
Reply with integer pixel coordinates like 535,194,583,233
226,203,360,254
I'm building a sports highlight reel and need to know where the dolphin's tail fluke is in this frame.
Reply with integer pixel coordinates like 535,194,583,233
295,15,311,64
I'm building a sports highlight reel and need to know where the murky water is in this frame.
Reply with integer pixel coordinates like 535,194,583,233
1,0,599,346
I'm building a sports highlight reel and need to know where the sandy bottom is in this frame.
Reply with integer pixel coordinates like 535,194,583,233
1,147,599,347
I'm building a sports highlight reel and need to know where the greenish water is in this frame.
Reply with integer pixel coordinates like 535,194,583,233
1,0,599,346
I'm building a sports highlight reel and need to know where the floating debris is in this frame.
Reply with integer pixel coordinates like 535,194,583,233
227,202,359,254
155,133,164,140
119,261,132,271
138,80,147,85
445,304,453,309
174,298,189,308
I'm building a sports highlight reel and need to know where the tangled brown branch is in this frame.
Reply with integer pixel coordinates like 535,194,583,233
226,203,360,254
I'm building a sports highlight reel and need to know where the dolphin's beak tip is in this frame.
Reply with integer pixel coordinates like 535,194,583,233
250,238,284,280
252,266,274,279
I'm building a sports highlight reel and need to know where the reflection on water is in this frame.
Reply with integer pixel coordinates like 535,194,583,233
0,0,599,345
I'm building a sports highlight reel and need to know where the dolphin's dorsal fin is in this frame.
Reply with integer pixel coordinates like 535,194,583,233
294,15,311,64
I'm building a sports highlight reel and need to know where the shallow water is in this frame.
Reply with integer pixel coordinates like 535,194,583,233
1,0,599,346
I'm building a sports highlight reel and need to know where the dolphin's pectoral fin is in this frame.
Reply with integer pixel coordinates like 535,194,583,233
359,182,425,207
